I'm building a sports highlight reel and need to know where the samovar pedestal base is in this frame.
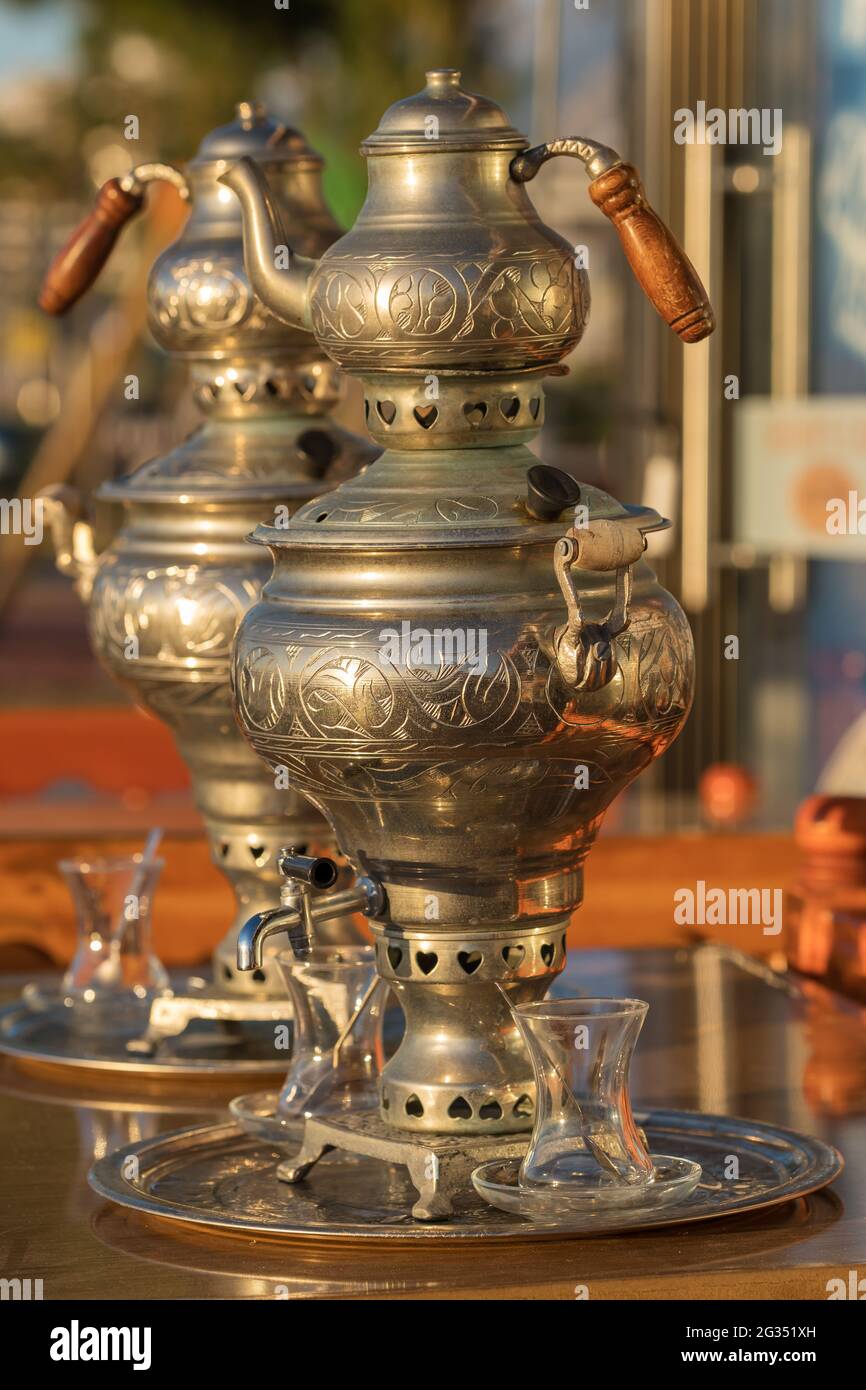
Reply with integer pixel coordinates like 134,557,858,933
278,1110,528,1220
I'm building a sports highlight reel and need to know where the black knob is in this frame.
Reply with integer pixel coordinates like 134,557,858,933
525,465,581,521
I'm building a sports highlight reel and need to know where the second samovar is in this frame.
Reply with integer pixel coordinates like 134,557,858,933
41,103,378,1004
223,72,711,1137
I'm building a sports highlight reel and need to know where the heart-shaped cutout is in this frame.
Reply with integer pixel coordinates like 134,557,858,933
540,942,555,966
457,949,482,975
499,396,521,421
463,401,488,427
501,944,525,970
479,1100,503,1120
376,399,397,425
413,404,438,430
415,950,438,976
386,945,404,972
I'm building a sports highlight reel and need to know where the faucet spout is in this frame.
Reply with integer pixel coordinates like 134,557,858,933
236,904,301,971
218,156,316,330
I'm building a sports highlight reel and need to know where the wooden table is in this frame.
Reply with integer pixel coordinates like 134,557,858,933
1,944,864,1300
0,830,800,970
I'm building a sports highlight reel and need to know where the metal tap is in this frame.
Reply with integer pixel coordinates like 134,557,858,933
236,849,385,969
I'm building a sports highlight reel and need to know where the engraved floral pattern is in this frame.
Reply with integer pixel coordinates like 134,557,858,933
91,562,260,673
152,258,254,333
308,252,586,369
233,605,693,808
388,269,458,335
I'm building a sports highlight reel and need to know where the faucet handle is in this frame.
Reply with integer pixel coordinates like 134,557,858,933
276,849,339,891
276,849,339,956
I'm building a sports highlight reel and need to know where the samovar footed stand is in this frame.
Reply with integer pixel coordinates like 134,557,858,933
275,916,568,1219
278,1113,530,1222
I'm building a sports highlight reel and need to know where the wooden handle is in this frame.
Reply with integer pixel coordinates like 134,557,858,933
589,163,714,343
39,179,144,315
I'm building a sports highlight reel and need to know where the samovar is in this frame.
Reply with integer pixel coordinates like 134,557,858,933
40,102,378,1002
222,71,712,1142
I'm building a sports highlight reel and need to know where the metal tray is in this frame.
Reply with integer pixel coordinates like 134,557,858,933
88,1108,843,1243
0,995,287,1081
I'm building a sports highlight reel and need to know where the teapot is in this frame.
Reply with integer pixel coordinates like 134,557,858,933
221,68,712,391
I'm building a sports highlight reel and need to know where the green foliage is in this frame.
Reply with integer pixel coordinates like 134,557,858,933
1,0,501,219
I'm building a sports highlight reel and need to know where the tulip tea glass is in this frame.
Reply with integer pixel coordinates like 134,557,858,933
472,997,701,1221
59,855,168,1037
275,945,384,1132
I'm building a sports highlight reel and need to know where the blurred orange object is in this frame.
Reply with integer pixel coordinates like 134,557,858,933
795,794,866,892
0,706,189,798
698,762,758,828
787,794,866,1002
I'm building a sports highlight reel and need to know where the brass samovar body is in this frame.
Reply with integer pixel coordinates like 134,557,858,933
224,72,711,1127
42,104,377,995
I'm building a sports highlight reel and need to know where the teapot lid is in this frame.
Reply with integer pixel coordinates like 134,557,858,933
361,69,526,154
190,100,323,168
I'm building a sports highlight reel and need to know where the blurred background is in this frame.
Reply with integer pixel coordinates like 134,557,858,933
0,0,862,851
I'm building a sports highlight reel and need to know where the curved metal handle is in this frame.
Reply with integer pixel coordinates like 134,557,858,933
552,519,646,693
512,137,622,183
512,139,714,343
38,484,98,601
39,164,189,316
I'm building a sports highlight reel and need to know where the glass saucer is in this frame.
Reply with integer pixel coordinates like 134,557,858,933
229,1087,379,1149
229,1089,305,1147
472,1154,701,1223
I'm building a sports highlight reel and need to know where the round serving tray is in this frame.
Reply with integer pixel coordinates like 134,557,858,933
0,994,287,1082
88,1108,843,1243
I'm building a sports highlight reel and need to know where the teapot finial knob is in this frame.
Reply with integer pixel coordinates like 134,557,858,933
425,68,460,87
236,99,266,128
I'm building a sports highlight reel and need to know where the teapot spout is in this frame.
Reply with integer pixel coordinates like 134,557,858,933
219,156,316,330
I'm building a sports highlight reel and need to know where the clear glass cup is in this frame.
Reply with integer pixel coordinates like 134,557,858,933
513,997,654,1191
58,855,168,1037
275,945,384,1129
